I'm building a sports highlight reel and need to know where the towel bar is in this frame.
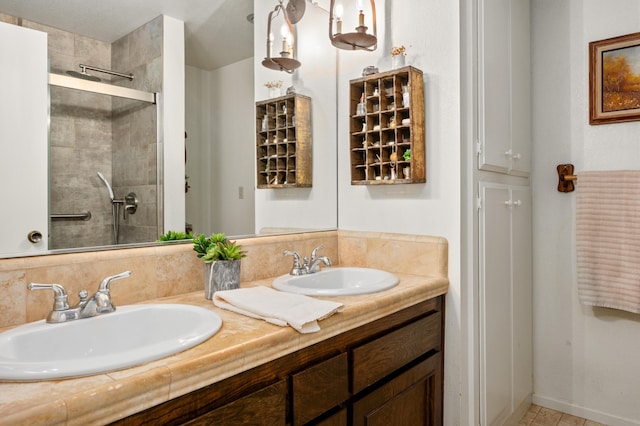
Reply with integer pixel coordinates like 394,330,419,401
51,211,92,221
557,164,577,192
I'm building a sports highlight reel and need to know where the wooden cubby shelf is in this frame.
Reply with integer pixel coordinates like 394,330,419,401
256,94,312,189
349,66,425,185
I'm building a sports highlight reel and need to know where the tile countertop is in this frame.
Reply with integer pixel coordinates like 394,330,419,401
0,272,448,426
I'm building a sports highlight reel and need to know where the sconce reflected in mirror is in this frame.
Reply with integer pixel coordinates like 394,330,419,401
329,0,377,51
262,0,303,74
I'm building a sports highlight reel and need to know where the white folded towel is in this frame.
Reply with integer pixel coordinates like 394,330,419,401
213,286,344,333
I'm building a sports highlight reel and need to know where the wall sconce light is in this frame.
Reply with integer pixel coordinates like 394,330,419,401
329,0,377,51
262,0,303,74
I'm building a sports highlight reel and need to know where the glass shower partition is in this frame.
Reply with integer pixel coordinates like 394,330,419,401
48,73,160,250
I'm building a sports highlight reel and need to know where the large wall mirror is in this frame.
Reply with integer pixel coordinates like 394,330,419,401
0,0,337,259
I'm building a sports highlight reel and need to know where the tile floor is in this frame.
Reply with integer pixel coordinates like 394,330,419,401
519,405,608,426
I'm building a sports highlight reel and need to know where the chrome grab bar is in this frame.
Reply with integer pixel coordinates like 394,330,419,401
51,211,92,221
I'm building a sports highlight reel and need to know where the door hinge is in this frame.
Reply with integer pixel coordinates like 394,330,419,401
475,139,482,156
476,196,482,210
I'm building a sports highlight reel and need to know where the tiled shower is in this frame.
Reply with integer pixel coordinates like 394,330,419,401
13,15,163,249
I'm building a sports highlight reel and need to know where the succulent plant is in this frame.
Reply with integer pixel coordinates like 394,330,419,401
193,233,246,262
157,230,193,242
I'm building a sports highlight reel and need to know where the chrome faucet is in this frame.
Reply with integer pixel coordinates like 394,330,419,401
28,271,131,323
284,245,332,275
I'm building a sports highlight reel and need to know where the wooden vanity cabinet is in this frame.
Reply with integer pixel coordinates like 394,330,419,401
112,296,444,426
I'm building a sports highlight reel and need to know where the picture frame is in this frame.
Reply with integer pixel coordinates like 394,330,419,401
590,31,640,125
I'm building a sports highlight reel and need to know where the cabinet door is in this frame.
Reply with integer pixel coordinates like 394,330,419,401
509,0,531,175
511,186,532,406
479,183,512,425
0,22,48,256
292,353,348,425
352,354,441,426
479,183,532,425
478,0,531,176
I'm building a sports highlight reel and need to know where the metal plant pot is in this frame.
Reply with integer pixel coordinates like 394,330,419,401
204,260,241,299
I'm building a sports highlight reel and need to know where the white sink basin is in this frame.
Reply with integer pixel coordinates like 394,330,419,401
272,267,398,296
0,304,222,381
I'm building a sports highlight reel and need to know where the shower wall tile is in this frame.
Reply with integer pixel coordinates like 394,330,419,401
132,56,163,92
111,37,129,75
146,144,158,183
131,105,156,148
112,15,163,242
75,115,112,147
128,16,162,71
0,13,18,25
74,36,110,72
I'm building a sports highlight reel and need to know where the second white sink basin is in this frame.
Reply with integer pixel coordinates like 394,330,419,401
0,304,222,381
272,267,398,296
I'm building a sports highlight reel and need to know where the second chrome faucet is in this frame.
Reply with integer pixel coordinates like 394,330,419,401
284,245,332,276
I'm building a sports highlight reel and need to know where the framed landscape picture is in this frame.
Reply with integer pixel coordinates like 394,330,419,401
590,32,640,125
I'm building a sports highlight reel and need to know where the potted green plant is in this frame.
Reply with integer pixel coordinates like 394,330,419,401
193,233,246,299
157,230,193,242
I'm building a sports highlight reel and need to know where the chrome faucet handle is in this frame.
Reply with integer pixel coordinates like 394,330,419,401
283,250,301,266
80,271,131,317
284,250,307,275
28,283,85,323
97,271,131,292
310,245,324,261
28,283,70,311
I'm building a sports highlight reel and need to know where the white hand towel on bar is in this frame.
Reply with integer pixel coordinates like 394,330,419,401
213,286,344,333
576,170,640,313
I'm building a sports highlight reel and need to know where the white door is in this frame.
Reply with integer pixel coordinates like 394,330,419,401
0,22,48,256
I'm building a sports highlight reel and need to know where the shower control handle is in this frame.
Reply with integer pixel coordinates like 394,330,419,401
123,192,138,219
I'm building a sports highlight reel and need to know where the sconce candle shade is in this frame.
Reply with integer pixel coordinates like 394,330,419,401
262,0,301,73
329,0,377,51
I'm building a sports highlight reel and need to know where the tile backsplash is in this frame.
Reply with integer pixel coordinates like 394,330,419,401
0,230,448,329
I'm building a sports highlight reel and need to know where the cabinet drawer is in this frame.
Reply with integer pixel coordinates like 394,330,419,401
185,380,286,426
292,353,349,425
352,353,441,426
352,312,441,394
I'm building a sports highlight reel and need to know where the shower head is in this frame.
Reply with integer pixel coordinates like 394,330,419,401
66,69,101,82
97,172,115,201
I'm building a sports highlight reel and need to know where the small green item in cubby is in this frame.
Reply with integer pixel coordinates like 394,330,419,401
403,149,411,161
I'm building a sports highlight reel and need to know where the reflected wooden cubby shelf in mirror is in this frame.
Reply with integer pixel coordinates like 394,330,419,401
349,66,425,185
256,94,312,189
